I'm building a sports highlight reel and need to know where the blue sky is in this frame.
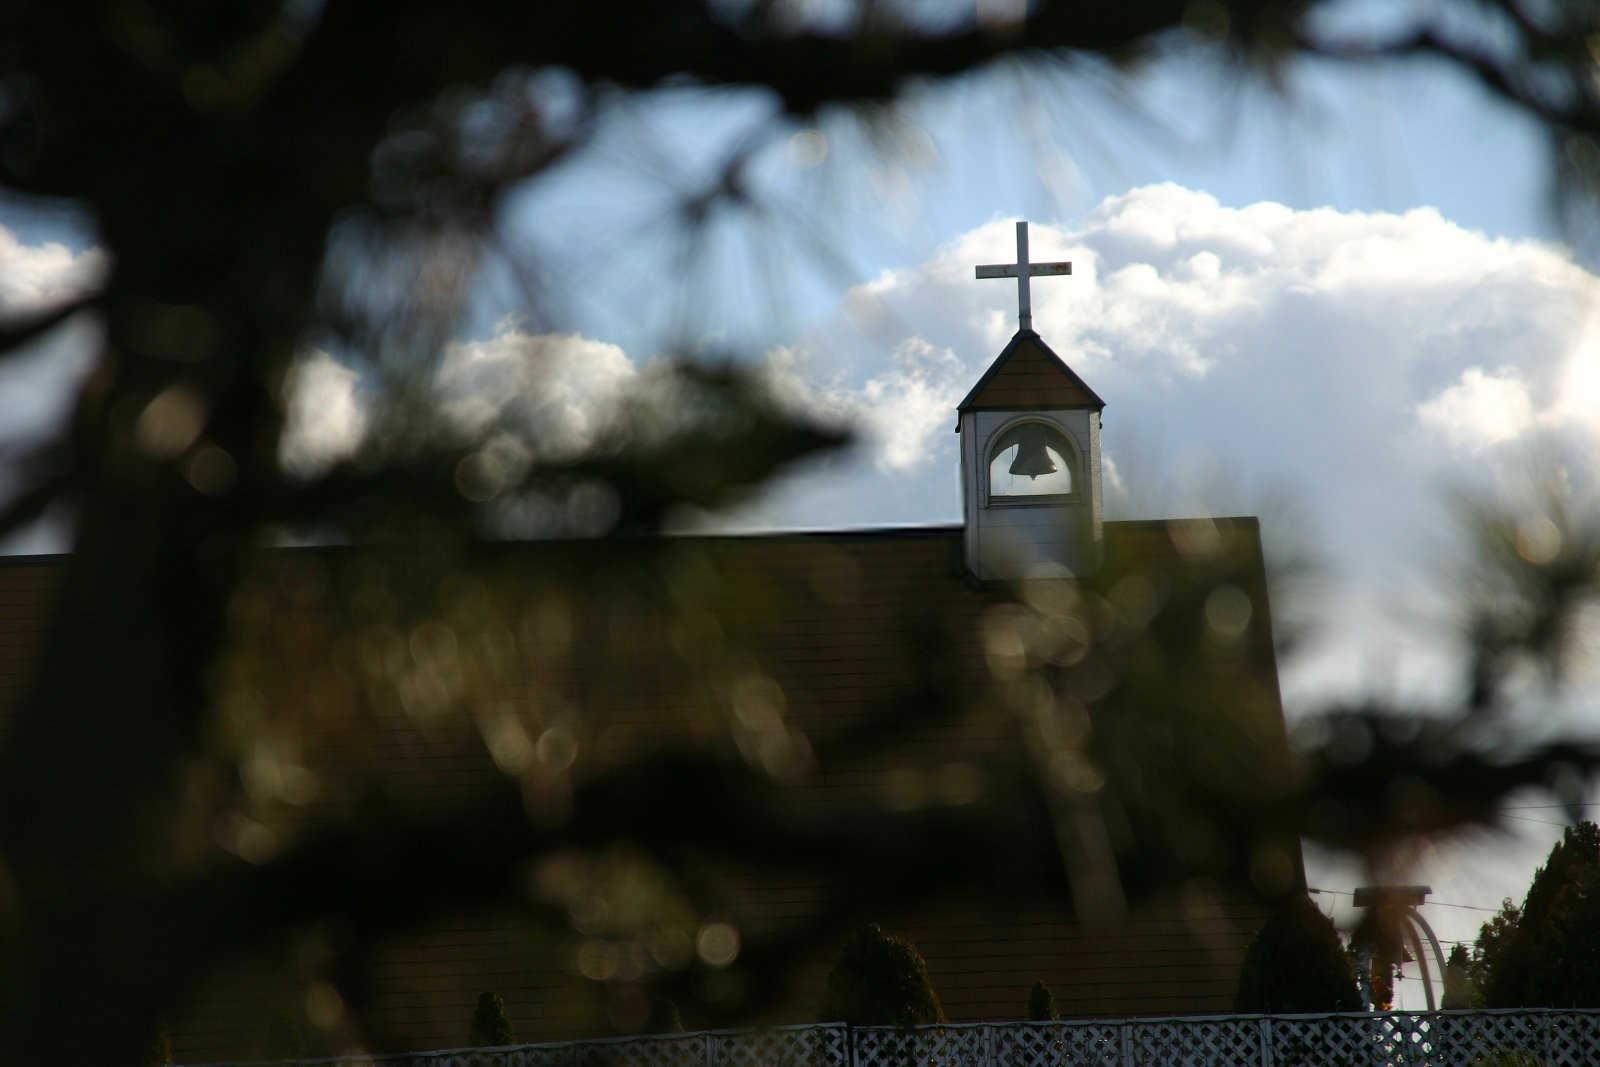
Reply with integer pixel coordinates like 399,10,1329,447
2,44,1593,1000
497,49,1559,360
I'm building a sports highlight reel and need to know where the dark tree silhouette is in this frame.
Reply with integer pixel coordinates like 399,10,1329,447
821,924,945,1027
646,998,685,1035
1027,980,1059,1022
1443,944,1478,1010
1234,893,1361,1014
1477,822,1600,1008
471,992,514,1048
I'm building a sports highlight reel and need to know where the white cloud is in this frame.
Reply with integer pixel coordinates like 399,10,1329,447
0,224,106,552
280,353,368,477
769,337,968,473
741,184,1600,709
0,226,105,315
1549,313,1600,438
278,327,642,477
435,328,636,457
1416,367,1536,452
862,338,967,471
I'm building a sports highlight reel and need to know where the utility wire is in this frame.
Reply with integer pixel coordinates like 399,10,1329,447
1502,813,1572,828
1308,887,1500,913
1500,804,1600,810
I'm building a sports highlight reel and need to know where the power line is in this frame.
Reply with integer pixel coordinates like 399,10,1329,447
1307,887,1500,913
1503,813,1573,828
1427,899,1500,913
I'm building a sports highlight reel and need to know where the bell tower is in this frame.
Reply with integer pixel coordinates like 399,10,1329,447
959,221,1104,580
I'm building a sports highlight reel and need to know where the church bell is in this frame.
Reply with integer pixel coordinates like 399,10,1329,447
1008,424,1058,479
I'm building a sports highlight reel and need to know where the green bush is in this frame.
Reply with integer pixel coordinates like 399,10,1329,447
1479,821,1600,1008
1444,943,1480,1009
646,997,684,1033
1234,893,1361,1013
1027,980,1058,1021
257,1012,309,1060
471,991,514,1047
141,1024,173,1067
822,923,946,1026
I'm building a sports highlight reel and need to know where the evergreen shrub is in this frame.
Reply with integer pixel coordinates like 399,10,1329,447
822,923,946,1026
1027,980,1058,1021
1234,893,1361,1013
471,991,514,1047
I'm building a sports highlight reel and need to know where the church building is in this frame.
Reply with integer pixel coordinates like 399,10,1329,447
0,224,1297,1062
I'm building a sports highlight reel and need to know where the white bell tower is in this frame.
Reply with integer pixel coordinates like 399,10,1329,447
959,221,1104,580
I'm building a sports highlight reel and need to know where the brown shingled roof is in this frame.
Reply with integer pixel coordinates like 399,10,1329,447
0,519,1291,1059
955,331,1105,425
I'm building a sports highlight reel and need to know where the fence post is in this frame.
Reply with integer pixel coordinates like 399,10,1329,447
1257,1018,1274,1067
984,1025,994,1067
704,1031,713,1067
1118,1021,1131,1067
848,1025,857,1067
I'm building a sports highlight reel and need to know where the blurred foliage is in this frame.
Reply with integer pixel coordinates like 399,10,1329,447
471,992,514,1048
1443,943,1478,1010
3,0,1600,1063
1467,899,1522,1009
1026,980,1058,1022
1233,892,1360,1014
821,924,945,1027
1472,821,1600,1008
141,1024,174,1067
645,998,684,1035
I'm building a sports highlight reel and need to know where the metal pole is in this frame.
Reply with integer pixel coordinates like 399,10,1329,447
1409,910,1450,1005
1403,916,1436,1011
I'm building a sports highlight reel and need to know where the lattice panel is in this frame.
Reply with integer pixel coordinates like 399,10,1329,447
437,1047,565,1067
712,1024,848,1067
1363,1017,1427,1062
1126,1018,1260,1067
991,1022,1120,1067
439,1053,556,1067
181,1011,1600,1067
1404,1011,1544,1066
575,1035,707,1067
1544,1012,1600,1067
258,1055,445,1067
522,1046,582,1067
1271,1014,1396,1066
852,1026,988,1067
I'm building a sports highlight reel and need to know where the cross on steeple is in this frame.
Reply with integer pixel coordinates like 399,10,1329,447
975,220,1072,332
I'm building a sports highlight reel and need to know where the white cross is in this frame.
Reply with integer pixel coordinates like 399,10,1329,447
974,220,1072,332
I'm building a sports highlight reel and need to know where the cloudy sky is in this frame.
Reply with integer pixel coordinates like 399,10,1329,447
4,45,1598,997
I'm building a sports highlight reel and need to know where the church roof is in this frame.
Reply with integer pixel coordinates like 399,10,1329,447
955,330,1105,426
0,519,1290,1055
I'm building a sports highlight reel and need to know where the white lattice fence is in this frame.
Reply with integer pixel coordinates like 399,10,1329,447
1126,1017,1263,1067
572,1034,709,1067
188,1011,1600,1067
710,1023,848,1067
990,1020,1121,1067
852,1024,989,1067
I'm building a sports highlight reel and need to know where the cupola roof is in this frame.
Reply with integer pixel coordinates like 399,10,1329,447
954,329,1105,429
